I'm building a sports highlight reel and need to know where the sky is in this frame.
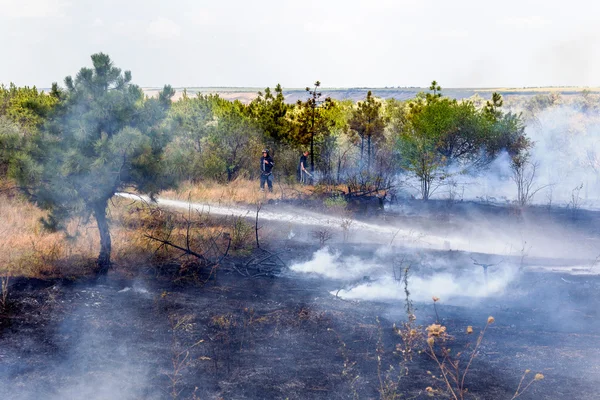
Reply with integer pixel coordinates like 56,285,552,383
1,0,599,89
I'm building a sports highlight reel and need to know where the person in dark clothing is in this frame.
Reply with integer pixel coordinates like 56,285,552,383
260,149,274,192
298,150,310,184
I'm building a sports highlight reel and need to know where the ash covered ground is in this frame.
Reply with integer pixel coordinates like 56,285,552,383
1,199,600,400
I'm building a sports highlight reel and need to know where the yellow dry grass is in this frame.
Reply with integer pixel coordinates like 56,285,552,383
0,189,256,279
0,177,343,279
160,178,314,205
0,193,95,277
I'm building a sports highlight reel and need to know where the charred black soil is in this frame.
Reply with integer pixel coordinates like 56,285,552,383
1,241,599,399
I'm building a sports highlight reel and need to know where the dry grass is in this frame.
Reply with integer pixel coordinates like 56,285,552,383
160,178,352,208
0,189,244,280
160,178,313,205
0,192,92,278
1,177,345,280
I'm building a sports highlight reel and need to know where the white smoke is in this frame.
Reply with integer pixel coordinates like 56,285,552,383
290,247,384,280
290,247,519,303
0,283,160,400
336,269,518,303
399,105,600,208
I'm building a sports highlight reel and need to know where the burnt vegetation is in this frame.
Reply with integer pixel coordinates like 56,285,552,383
1,53,600,399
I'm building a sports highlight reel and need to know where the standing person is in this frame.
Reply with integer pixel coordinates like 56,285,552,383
298,150,310,185
260,149,274,192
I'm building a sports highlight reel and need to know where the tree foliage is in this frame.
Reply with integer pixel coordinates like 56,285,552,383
349,91,386,171
166,93,261,183
292,81,336,174
398,82,529,199
14,53,175,273
247,84,292,144
0,83,59,132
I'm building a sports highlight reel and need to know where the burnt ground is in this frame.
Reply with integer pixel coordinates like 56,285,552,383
1,240,599,400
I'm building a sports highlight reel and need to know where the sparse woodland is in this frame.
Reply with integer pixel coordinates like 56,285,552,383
0,53,599,273
2,53,600,400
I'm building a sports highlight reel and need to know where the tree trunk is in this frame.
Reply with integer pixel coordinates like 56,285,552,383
310,133,314,174
93,200,112,274
367,135,371,172
360,136,364,167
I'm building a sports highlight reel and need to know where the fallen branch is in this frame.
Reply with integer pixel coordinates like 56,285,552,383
144,234,207,262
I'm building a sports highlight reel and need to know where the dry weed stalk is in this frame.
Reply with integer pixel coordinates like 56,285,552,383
393,261,424,363
377,317,406,400
340,216,354,242
511,369,545,399
568,182,584,219
425,316,495,400
518,239,531,272
328,327,359,400
255,202,262,248
312,228,333,247
377,263,425,400
167,314,204,399
432,296,440,323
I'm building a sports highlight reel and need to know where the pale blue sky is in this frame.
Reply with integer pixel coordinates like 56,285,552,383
1,0,598,88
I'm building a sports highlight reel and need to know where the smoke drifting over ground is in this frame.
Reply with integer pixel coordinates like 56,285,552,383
0,282,160,400
290,247,519,303
401,105,600,208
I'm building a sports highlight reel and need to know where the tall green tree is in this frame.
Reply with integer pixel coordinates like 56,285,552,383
315,99,351,183
165,92,218,181
15,53,175,273
398,83,528,199
247,84,292,145
349,91,386,171
166,93,260,182
293,81,335,174
203,98,259,182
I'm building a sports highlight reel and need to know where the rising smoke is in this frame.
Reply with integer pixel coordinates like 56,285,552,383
424,104,600,208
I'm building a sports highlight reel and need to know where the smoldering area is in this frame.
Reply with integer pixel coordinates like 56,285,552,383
2,190,600,399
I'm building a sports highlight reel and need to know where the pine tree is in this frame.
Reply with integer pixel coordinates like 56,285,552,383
293,81,335,174
15,53,175,274
349,91,386,171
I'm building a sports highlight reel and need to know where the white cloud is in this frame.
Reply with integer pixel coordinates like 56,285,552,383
146,17,182,40
0,0,70,18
